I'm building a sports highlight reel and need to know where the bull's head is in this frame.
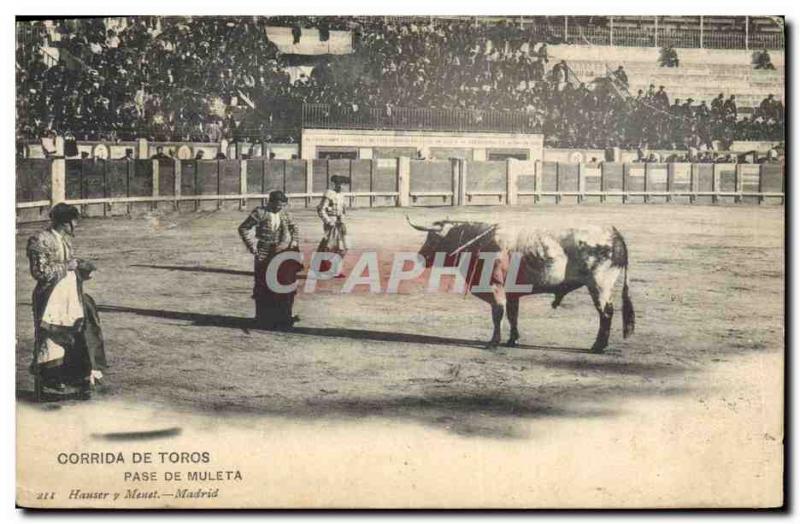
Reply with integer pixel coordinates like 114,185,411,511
406,216,456,266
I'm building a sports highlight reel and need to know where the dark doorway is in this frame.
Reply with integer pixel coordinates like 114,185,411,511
318,149,358,160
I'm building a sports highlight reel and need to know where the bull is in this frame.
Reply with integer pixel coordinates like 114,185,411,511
407,217,635,352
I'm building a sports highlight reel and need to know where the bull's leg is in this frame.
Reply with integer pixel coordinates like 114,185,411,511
473,278,508,349
551,282,583,309
588,282,615,353
488,303,504,348
593,303,614,353
505,297,520,347
487,282,508,348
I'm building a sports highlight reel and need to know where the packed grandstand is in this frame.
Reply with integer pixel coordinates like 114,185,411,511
16,16,784,154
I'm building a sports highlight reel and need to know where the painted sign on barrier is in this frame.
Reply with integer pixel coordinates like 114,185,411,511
583,165,601,192
672,163,692,185
740,165,761,192
648,165,668,186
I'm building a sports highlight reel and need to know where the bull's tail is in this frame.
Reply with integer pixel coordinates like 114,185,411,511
612,227,635,338
622,265,635,338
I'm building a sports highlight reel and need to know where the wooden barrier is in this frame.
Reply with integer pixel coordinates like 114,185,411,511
15,159,784,221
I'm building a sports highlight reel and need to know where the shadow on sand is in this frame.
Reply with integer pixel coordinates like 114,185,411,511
130,264,253,277
96,304,590,353
17,302,692,439
199,383,689,440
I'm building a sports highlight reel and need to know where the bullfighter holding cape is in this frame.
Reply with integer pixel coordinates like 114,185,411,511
27,203,106,400
238,190,302,330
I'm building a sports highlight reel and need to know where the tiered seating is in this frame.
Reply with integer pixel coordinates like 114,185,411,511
551,45,784,113
15,16,785,151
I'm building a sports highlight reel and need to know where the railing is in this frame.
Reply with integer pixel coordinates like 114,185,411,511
302,104,540,134
747,32,786,51
571,25,783,50
547,17,784,50
40,47,59,68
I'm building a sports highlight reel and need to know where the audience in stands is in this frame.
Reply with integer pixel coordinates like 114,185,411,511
753,48,776,70
659,46,679,67
612,65,628,89
16,17,785,153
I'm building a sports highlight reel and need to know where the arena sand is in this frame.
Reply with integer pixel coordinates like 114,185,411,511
15,203,784,507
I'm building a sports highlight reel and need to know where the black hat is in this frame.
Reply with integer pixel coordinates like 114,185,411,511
330,175,351,185
49,203,80,225
268,190,288,203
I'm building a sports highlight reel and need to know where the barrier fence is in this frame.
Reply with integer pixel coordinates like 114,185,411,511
16,158,784,221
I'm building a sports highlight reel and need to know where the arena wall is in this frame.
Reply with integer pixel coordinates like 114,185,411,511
15,157,784,222
23,138,778,165
300,129,545,163
263,26,353,55
23,139,300,161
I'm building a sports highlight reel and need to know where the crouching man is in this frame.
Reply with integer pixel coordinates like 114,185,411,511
238,191,302,330
27,203,107,400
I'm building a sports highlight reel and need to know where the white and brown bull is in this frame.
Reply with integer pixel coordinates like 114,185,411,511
407,217,635,352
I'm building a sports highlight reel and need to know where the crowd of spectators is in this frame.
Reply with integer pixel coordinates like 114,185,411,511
17,17,288,142
16,16,785,152
615,85,784,150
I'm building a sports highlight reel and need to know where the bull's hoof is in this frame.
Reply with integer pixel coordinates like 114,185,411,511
485,340,501,349
505,338,518,347
551,295,564,309
590,342,607,354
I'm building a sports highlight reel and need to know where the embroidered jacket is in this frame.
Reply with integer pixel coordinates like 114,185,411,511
317,189,346,227
27,229,73,284
238,207,299,259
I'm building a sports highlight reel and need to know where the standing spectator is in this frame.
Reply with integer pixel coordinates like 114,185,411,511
710,93,725,117
723,95,738,121
551,60,569,90
536,43,548,64
319,19,330,42
612,65,628,89
531,57,545,83
653,86,669,110
150,145,169,159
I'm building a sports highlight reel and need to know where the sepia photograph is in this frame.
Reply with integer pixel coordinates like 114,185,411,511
12,9,785,509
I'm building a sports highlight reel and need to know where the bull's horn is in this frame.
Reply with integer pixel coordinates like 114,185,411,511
406,215,441,232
